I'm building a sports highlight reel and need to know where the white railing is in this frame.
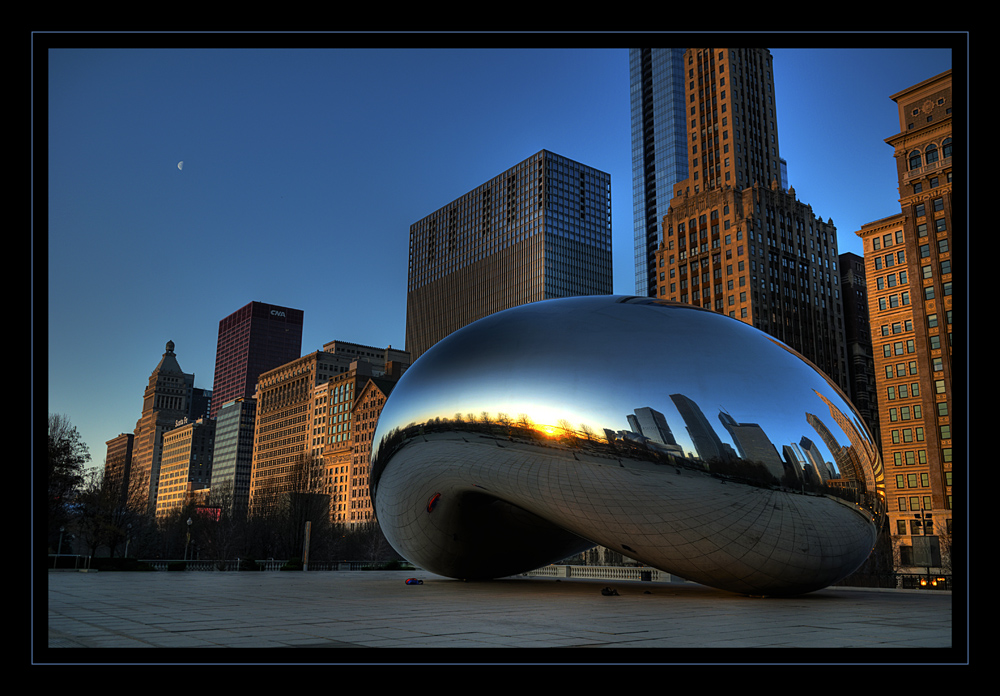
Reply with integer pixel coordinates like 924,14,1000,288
137,559,413,572
517,564,687,583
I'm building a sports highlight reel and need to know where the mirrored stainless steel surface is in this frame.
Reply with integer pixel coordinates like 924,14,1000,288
371,296,884,596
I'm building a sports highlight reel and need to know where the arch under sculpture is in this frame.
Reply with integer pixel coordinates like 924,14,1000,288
371,296,885,596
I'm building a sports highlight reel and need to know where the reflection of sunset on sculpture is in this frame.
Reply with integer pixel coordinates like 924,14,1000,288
371,296,884,596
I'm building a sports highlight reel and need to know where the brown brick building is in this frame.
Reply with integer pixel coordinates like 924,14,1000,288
856,69,953,573
654,48,849,392
103,433,134,507
250,341,409,521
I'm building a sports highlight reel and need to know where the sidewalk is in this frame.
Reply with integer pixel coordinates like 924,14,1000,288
40,569,959,661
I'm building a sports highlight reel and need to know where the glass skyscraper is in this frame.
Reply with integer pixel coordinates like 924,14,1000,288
629,48,689,297
405,149,612,361
210,397,257,511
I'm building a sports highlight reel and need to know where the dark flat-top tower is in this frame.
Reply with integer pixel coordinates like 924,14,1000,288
210,301,303,419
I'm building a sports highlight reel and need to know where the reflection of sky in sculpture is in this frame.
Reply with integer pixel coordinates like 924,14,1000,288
378,297,866,487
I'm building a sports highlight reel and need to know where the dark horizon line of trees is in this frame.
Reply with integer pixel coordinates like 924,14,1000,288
47,413,401,564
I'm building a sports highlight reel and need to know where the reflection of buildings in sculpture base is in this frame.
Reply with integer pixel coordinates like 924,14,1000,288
839,251,881,441
718,411,785,481
856,69,953,572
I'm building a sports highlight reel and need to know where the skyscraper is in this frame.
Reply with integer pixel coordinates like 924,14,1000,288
839,251,880,442
155,417,215,518
130,341,196,511
856,69,953,573
249,341,409,518
103,432,134,507
629,48,689,297
210,397,257,512
654,48,849,391
405,149,613,362
210,301,304,419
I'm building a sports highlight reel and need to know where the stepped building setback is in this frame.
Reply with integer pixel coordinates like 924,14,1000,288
654,48,849,392
129,341,197,511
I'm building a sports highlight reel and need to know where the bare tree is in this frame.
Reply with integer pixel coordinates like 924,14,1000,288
199,480,247,567
48,414,90,549
74,467,135,558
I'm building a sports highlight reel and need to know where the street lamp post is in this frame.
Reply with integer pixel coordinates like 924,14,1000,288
184,517,192,561
54,526,65,568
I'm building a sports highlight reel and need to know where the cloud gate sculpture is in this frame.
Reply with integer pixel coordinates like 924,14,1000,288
371,296,885,596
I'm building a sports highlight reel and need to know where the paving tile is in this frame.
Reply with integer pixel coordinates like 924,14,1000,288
40,569,958,661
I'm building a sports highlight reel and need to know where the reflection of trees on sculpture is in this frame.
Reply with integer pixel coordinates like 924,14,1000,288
372,411,882,520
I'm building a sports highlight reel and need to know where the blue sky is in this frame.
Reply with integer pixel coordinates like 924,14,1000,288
39,38,957,468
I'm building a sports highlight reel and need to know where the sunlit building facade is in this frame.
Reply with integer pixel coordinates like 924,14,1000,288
250,341,408,518
103,433,134,507
405,149,612,361
155,417,215,519
655,48,849,392
130,341,197,511
317,358,408,526
346,375,401,528
856,69,953,574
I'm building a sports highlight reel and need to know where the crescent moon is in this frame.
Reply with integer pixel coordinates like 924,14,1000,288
177,161,184,171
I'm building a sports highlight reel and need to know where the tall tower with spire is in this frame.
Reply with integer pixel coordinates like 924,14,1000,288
129,341,196,511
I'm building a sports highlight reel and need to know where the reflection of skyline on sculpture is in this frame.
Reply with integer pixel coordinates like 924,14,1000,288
383,367,865,492
371,295,883,502
370,296,884,595
398,385,866,493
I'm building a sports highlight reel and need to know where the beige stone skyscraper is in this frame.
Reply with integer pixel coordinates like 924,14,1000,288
129,341,195,512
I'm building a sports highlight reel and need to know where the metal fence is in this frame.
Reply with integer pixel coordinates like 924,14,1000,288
46,556,953,590
46,556,414,572
138,559,415,572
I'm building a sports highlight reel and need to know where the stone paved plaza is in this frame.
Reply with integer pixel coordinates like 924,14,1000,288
39,569,961,663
